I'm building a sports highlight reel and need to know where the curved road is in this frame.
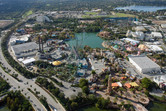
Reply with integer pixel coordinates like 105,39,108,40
0,67,46,111
0,36,65,111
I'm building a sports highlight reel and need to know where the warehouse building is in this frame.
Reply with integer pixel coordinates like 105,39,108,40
128,55,161,74
146,45,163,53
151,32,163,39
36,15,51,23
9,34,31,45
161,24,166,29
11,42,38,58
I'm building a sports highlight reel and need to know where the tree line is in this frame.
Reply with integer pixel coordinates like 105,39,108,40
3,91,34,111
0,77,10,94
36,77,115,111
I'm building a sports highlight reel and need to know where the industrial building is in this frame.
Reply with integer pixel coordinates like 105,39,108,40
151,32,163,39
161,24,166,29
126,30,145,40
121,38,140,46
36,15,51,23
11,42,38,58
146,45,163,53
128,55,161,74
18,57,36,66
154,75,166,90
134,26,146,32
9,34,31,45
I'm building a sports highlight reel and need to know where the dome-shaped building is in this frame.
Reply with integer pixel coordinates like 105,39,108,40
52,61,62,66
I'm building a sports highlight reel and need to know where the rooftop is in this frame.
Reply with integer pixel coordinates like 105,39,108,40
128,55,160,70
146,45,163,52
22,58,35,65
11,42,38,55
89,58,106,74
151,32,162,38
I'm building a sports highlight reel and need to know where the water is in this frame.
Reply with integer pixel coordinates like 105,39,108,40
0,105,10,111
66,33,104,48
115,5,166,12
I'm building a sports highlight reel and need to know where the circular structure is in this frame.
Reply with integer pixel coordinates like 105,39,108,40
52,61,62,66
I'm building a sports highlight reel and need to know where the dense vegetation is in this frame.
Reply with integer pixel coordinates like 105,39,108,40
141,77,157,91
1,0,166,19
149,54,166,67
0,77,10,94
79,78,89,94
39,96,51,111
3,91,33,111
36,77,112,111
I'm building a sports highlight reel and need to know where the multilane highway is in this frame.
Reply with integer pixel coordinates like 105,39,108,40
0,35,65,111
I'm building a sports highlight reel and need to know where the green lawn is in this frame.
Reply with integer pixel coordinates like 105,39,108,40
46,4,50,6
85,12,98,15
82,12,135,18
110,13,135,17
23,10,33,18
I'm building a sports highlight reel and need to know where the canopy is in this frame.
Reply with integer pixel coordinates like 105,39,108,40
124,83,131,88
52,61,62,66
129,82,139,87
112,83,119,87
113,45,118,49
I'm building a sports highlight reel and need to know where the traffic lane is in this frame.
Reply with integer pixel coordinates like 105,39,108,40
0,68,46,111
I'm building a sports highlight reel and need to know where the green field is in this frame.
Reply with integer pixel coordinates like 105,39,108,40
82,12,135,18
46,4,50,6
23,10,33,18
109,13,135,17
85,12,98,15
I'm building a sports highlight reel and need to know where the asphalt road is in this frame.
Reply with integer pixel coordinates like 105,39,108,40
0,37,65,111
0,67,46,111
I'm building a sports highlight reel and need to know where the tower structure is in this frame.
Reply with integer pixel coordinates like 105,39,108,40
38,36,41,52
107,75,112,94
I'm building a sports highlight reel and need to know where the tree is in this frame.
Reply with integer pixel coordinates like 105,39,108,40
71,102,78,110
141,78,153,91
82,86,89,94
91,70,96,77
79,78,88,88
96,97,110,109
88,94,96,102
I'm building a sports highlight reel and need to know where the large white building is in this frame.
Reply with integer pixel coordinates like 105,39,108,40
36,15,51,23
9,34,30,45
132,31,145,40
146,45,163,53
126,30,145,40
11,42,38,58
161,24,166,29
151,32,163,39
154,75,166,85
128,55,161,74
